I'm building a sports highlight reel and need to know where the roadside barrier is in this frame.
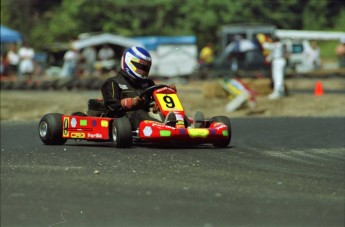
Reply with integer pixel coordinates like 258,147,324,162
0,77,106,91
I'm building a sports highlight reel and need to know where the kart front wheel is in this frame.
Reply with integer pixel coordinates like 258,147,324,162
211,116,232,148
112,117,133,148
38,113,67,145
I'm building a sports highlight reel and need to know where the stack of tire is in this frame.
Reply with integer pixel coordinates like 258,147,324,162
0,77,106,91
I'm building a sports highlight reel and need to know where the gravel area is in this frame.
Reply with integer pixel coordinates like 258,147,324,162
1,78,344,121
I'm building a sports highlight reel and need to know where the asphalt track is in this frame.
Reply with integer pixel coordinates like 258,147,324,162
1,118,344,227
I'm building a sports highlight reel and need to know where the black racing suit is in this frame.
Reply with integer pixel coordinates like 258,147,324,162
101,70,159,129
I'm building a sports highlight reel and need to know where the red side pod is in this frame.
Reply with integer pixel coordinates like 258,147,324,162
62,115,112,140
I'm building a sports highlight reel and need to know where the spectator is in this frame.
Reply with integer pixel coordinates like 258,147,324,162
81,46,97,77
6,43,19,79
18,42,35,81
60,45,79,78
228,35,244,72
305,40,320,70
98,44,115,74
1,52,9,76
263,36,287,100
335,36,345,68
199,42,214,68
98,44,115,61
198,42,214,79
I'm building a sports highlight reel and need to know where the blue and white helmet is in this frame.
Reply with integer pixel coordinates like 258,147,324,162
121,46,152,80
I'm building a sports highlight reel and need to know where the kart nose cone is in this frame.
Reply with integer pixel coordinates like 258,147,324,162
39,121,48,137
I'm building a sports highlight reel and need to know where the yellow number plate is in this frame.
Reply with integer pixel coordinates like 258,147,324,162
155,94,183,111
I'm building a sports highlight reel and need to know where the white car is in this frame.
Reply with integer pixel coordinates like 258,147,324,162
283,39,316,73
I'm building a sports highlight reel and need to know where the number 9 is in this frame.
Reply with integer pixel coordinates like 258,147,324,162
163,95,175,108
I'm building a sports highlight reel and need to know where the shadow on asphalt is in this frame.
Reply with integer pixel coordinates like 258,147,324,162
65,141,235,150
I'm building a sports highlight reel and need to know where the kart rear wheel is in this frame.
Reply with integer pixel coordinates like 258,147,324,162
211,116,232,148
112,117,133,148
38,113,67,145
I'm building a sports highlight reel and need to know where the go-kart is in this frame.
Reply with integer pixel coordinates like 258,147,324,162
38,84,232,148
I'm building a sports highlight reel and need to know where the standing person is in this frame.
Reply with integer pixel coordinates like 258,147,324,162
101,46,178,129
199,42,214,68
98,44,115,61
98,44,115,74
310,41,320,69
6,43,19,79
198,42,214,79
81,46,97,77
263,36,287,100
335,36,345,68
18,42,35,81
305,40,320,70
60,45,79,78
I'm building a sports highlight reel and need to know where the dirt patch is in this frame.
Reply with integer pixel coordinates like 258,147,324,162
1,78,344,122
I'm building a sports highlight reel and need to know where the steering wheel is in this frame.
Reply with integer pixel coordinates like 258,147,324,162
139,84,168,104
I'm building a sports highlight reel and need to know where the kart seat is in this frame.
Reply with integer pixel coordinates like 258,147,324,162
87,99,106,117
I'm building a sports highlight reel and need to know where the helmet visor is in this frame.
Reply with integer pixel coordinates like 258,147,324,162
131,59,151,77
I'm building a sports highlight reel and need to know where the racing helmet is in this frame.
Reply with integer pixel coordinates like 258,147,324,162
121,46,152,80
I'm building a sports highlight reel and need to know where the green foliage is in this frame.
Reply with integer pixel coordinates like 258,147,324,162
319,40,339,61
334,8,345,30
1,0,344,50
0,0,10,26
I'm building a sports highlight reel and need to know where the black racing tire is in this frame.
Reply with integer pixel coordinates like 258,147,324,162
211,116,232,148
38,113,67,145
111,117,133,148
71,111,87,116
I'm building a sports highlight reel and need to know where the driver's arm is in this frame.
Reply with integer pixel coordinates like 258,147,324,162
119,78,155,110
101,79,126,115
121,96,144,110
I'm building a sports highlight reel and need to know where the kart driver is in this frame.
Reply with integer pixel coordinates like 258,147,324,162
101,46,176,129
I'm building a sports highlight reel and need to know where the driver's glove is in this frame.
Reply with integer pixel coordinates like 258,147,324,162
152,103,160,113
121,96,145,110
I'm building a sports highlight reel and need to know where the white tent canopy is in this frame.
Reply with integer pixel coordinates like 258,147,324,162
73,33,144,50
276,29,345,41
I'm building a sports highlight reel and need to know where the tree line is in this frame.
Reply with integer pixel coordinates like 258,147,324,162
1,0,344,50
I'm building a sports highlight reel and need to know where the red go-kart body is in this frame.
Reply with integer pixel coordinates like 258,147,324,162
38,85,231,148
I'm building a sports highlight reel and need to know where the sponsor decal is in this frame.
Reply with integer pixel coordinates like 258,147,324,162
209,129,217,135
119,84,128,89
63,117,69,137
222,130,229,137
101,120,108,127
150,123,164,127
178,128,187,135
160,130,171,137
143,126,153,137
80,119,87,126
71,132,86,139
176,121,185,128
71,118,77,128
92,120,97,127
156,87,175,93
175,113,184,121
150,123,175,130
188,129,209,138
87,133,103,139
